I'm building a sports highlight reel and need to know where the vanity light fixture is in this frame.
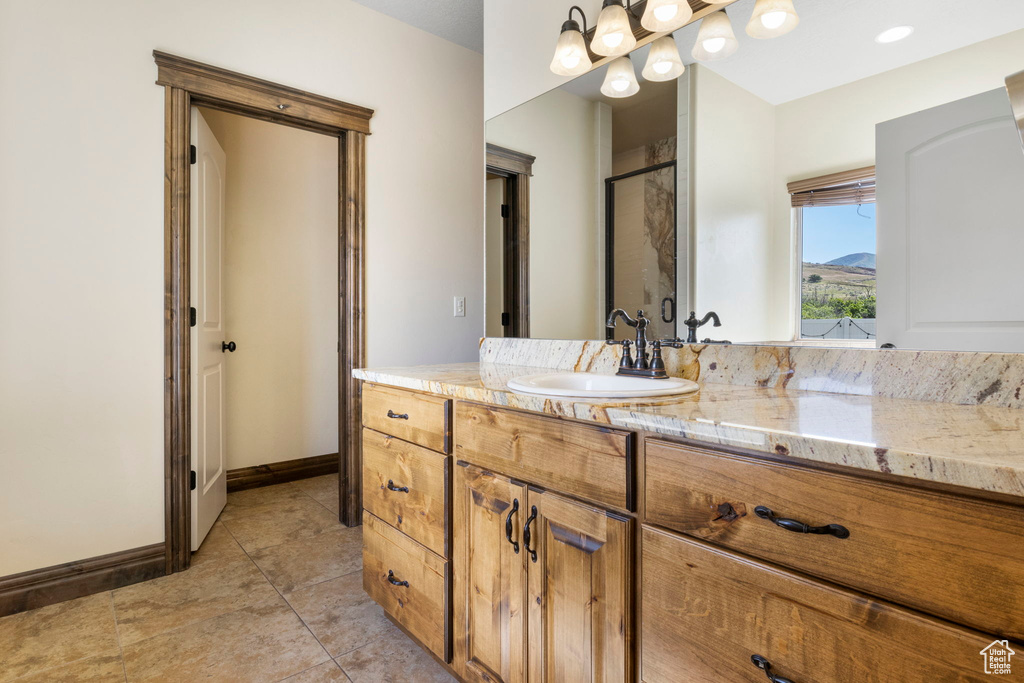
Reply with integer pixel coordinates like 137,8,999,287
601,55,641,98
643,35,685,81
875,25,914,44
640,0,693,33
549,6,593,76
592,0,637,57
692,10,738,61
746,0,799,39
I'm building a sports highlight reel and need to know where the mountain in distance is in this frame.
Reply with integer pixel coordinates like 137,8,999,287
826,252,875,269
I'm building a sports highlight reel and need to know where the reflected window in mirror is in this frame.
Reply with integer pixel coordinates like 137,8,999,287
790,167,876,344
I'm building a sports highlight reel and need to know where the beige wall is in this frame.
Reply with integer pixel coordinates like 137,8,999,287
0,0,482,576
487,89,600,339
484,0,604,119
769,29,1024,339
200,109,338,471
691,65,776,342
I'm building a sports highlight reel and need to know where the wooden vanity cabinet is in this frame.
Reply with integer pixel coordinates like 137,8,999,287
526,488,632,682
641,526,998,683
452,463,528,683
362,382,1024,682
452,461,633,683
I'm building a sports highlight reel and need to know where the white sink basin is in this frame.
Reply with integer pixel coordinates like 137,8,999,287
506,372,699,399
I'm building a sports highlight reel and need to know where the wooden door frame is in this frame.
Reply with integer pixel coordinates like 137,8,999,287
485,144,534,337
156,51,373,574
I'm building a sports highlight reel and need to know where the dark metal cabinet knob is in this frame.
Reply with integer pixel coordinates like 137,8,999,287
386,410,409,420
386,570,409,587
222,341,236,352
386,480,409,493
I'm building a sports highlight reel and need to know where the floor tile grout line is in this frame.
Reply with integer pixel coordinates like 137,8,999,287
107,592,130,683
279,566,363,599
226,521,337,668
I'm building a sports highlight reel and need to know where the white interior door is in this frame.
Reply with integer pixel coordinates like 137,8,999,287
876,88,1024,351
190,108,228,551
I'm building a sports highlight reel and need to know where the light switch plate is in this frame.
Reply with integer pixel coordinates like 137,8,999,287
454,296,466,317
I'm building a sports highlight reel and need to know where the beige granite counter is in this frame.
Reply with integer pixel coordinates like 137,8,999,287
354,361,1024,499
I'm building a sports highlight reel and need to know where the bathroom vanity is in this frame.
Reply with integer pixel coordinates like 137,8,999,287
355,340,1024,682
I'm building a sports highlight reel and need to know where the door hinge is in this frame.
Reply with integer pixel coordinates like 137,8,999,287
190,470,197,491
500,204,510,218
501,312,510,326
190,307,197,328
190,145,197,165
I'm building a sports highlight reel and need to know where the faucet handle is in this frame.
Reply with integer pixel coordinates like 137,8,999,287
606,338,634,369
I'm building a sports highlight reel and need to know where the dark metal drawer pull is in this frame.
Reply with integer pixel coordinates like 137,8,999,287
505,498,520,554
754,506,850,539
386,570,409,587
751,655,794,683
523,505,538,563
386,480,409,493
386,410,409,420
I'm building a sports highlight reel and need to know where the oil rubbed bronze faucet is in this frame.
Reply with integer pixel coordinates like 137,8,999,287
605,308,669,379
681,311,721,344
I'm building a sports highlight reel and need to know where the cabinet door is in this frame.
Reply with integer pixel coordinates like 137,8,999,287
526,489,632,683
453,462,529,683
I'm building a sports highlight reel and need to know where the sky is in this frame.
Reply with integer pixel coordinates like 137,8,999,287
802,204,876,264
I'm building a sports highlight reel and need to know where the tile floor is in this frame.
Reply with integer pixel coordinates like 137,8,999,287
0,475,456,683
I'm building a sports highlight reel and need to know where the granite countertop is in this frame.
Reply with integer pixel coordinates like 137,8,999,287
354,362,1024,499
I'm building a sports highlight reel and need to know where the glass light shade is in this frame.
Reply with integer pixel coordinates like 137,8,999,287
592,2,637,57
642,35,685,81
549,24,592,76
746,0,799,39
600,56,640,98
691,10,738,61
640,0,693,33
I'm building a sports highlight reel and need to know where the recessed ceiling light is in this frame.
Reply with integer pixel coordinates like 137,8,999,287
875,26,914,44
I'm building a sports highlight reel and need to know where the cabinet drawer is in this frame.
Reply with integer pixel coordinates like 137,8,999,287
362,428,448,557
363,383,451,453
362,511,450,662
641,526,1003,683
644,439,1024,641
455,402,633,511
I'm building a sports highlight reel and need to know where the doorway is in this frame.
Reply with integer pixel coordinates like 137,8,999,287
485,144,534,338
156,51,373,574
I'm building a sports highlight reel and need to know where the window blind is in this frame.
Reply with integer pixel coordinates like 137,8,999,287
788,166,875,207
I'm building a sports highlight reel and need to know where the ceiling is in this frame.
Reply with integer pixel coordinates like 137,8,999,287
350,0,483,52
554,0,1024,106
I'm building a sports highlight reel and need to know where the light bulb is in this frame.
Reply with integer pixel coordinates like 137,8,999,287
760,10,787,29
703,37,726,53
746,0,799,39
600,56,640,97
549,19,592,76
592,2,637,56
641,0,693,33
603,32,624,48
654,4,677,21
643,34,685,81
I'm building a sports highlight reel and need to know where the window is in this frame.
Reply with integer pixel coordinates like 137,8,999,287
789,167,876,341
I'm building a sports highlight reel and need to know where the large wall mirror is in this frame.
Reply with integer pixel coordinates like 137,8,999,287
485,0,1024,352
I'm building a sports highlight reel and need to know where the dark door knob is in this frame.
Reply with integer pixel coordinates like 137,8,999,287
222,341,236,353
